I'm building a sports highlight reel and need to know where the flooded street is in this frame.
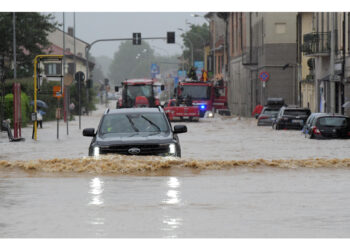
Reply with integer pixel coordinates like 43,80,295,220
1,104,350,237
1,167,350,237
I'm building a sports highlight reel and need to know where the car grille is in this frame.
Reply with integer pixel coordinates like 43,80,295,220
100,144,170,155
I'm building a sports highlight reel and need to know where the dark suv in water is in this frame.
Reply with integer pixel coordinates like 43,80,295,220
83,107,187,157
273,106,311,130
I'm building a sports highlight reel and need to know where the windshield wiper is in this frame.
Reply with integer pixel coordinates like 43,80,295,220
140,115,161,132
126,115,140,132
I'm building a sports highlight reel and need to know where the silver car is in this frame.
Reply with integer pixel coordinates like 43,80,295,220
257,107,280,126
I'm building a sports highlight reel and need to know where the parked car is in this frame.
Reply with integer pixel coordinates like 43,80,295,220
257,107,280,126
302,113,324,135
304,114,350,139
273,106,311,130
83,107,187,157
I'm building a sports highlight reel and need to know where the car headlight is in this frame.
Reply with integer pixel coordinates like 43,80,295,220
169,143,176,155
93,146,100,158
206,111,214,118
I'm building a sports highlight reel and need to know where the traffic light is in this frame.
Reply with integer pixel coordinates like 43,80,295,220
133,33,141,45
86,79,93,88
104,78,109,86
167,32,175,44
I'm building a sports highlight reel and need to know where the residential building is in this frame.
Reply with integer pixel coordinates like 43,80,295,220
297,13,315,112
45,27,94,80
301,13,350,115
225,12,299,116
205,13,226,79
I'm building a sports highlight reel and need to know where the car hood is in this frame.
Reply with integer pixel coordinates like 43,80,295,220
95,132,174,146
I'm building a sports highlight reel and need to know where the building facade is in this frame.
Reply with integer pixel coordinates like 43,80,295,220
301,13,350,115
45,28,94,79
226,12,299,116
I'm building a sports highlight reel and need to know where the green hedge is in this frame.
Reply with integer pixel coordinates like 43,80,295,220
2,77,97,126
4,92,31,127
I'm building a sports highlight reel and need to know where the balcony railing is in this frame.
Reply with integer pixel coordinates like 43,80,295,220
302,31,337,56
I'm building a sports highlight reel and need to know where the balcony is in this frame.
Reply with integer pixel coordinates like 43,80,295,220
302,31,337,56
242,47,258,65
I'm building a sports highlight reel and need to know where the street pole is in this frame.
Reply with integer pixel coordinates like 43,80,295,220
13,12,16,79
63,12,68,135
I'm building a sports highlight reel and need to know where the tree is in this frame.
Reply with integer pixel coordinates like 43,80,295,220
0,12,58,79
181,23,209,69
108,41,156,85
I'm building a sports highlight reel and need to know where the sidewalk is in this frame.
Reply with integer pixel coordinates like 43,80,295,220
0,104,109,161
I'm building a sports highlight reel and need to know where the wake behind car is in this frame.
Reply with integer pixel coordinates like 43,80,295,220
304,114,350,139
83,107,187,157
273,106,311,130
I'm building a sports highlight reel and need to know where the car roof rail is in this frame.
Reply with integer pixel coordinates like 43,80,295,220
158,105,164,112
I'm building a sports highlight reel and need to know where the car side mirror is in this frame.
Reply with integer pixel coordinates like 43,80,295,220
115,86,119,92
161,85,165,91
255,114,259,119
83,128,95,137
173,125,187,134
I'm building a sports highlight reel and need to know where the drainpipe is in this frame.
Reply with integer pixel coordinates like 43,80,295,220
330,12,336,113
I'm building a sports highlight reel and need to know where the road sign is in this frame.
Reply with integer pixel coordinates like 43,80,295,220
53,85,63,98
259,71,270,82
63,74,73,86
151,63,160,74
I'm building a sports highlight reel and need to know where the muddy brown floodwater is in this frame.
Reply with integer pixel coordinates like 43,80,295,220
1,156,350,237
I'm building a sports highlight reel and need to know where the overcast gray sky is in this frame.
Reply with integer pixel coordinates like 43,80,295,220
49,12,207,59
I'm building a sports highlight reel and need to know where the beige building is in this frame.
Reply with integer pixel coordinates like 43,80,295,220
44,28,94,79
298,13,316,112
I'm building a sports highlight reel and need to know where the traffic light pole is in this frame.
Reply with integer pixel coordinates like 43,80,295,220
84,36,170,95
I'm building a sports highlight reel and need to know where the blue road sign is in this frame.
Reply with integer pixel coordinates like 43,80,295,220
151,63,159,74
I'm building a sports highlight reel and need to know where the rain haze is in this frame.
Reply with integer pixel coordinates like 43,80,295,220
3,1,350,249
49,12,207,58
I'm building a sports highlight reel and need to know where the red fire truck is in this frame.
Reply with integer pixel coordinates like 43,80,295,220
172,80,230,117
115,79,164,108
163,98,200,122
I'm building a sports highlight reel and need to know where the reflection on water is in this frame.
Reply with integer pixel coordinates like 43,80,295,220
88,177,105,236
162,177,183,237
89,177,104,206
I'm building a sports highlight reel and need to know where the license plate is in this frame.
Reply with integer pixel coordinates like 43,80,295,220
292,119,303,123
183,116,189,119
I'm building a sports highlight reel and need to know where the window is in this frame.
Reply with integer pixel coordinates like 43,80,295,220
44,63,62,76
68,63,75,75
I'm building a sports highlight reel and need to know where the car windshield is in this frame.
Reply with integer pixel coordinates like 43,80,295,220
318,117,349,127
181,85,210,99
99,113,169,135
126,85,153,99
284,109,310,116
262,109,279,115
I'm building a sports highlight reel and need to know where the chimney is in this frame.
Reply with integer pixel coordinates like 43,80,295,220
68,27,74,36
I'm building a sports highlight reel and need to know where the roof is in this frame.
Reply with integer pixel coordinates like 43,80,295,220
106,108,162,115
282,106,310,110
123,79,154,85
180,82,212,86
